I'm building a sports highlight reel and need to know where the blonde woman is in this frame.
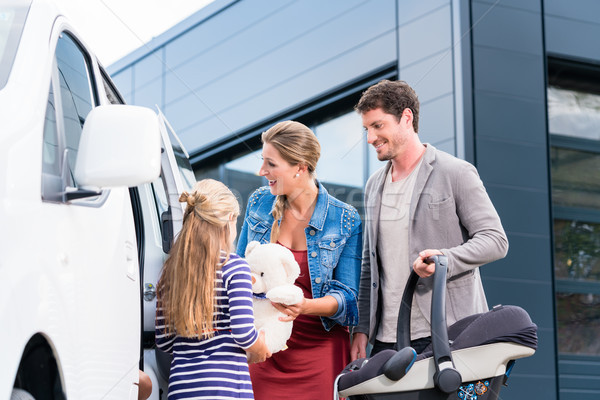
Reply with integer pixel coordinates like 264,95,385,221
237,121,362,400
156,179,270,400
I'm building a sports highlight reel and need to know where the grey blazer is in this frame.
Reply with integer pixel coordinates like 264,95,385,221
355,144,508,342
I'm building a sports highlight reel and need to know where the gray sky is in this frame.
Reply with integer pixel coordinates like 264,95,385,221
53,0,214,66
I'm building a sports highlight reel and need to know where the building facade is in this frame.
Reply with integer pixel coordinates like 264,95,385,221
109,1,600,398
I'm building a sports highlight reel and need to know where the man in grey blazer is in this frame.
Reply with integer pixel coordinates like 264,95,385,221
350,80,508,360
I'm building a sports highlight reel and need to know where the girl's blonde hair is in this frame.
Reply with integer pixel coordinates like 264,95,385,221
261,120,320,243
157,179,240,338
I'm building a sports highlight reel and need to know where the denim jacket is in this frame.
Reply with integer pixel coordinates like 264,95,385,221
236,182,362,331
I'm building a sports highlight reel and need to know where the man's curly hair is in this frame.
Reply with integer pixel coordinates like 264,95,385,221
355,80,420,133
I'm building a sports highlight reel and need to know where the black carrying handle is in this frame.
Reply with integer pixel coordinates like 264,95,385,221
395,255,462,393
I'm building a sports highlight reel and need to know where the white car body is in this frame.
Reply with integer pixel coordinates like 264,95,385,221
0,1,193,399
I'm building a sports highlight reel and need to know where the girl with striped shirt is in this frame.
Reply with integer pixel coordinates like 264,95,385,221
156,179,271,399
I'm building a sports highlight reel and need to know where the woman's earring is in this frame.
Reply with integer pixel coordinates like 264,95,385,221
295,173,300,178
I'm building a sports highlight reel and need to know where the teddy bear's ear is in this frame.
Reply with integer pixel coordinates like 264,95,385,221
245,241,260,256
280,249,300,282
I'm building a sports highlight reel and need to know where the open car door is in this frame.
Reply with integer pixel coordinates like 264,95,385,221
139,109,195,390
156,108,196,253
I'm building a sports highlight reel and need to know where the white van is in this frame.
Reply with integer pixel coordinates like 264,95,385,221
1,1,193,399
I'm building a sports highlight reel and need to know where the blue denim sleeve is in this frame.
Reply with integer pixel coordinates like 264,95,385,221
329,291,346,321
323,211,362,327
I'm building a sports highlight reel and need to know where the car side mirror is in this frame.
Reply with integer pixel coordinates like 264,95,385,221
74,105,161,188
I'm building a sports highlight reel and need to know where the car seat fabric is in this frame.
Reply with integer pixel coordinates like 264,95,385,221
336,256,538,399
338,347,418,391
416,304,538,362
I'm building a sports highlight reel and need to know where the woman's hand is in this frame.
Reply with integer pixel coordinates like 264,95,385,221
246,330,271,364
272,298,306,322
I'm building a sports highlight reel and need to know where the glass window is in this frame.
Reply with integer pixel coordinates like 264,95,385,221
151,177,168,221
225,150,265,200
548,86,600,140
313,111,369,214
42,32,96,202
0,2,29,89
223,150,265,237
41,82,61,201
42,83,59,177
226,150,262,176
194,99,390,235
549,64,600,357
550,147,600,210
556,292,600,356
194,164,221,182
102,75,121,105
163,117,195,192
368,141,386,176
211,109,378,223
552,152,600,355
55,33,94,183
554,219,600,282
314,111,364,187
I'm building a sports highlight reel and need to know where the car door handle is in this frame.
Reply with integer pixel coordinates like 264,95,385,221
125,241,136,281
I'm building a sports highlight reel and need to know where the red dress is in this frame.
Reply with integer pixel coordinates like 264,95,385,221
250,246,350,400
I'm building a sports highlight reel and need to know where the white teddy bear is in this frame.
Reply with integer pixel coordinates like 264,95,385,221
244,241,304,354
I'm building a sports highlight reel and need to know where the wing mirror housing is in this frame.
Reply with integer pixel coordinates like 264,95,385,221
74,105,162,188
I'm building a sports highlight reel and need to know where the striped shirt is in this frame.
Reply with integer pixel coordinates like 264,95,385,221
155,253,258,399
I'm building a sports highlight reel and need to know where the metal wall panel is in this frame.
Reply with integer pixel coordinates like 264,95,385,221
545,15,600,62
133,50,165,91
476,138,548,190
559,355,600,400
470,0,557,398
472,1,544,54
475,91,547,145
398,0,457,155
173,31,397,150
131,79,162,110
159,0,397,152
545,0,600,62
110,67,133,103
399,4,453,68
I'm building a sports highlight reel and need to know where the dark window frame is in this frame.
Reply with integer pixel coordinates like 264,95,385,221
549,58,600,357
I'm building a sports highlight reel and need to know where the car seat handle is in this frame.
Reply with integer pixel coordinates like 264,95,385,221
395,255,462,393
394,270,419,351
430,255,462,393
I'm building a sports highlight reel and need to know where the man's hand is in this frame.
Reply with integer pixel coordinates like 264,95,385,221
350,332,368,361
413,249,443,278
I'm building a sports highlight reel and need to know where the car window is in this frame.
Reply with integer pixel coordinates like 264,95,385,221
162,114,195,192
42,83,59,176
41,32,97,202
102,73,122,105
41,82,62,201
151,177,169,222
0,1,30,90
55,32,95,185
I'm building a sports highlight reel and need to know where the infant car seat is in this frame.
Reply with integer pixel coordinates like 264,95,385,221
336,255,537,400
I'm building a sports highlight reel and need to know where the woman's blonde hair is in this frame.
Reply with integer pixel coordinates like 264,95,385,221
261,120,320,243
157,179,240,338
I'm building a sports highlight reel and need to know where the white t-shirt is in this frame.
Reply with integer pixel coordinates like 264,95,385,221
376,160,428,342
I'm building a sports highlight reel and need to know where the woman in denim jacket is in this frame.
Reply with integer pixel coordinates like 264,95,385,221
236,120,362,400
